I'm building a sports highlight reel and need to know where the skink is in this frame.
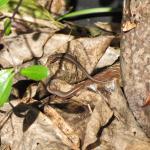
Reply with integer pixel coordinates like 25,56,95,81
47,53,107,84
47,82,84,99
47,53,119,98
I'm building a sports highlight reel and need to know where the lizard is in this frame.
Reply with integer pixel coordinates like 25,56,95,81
46,53,120,98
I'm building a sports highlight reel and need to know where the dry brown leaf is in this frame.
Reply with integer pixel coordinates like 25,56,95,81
0,32,51,67
62,79,150,149
95,22,121,33
37,0,67,15
44,105,80,150
82,94,113,150
0,33,74,68
50,0,67,15
1,78,149,150
23,83,38,99
103,80,148,137
96,47,120,68
51,102,90,145
0,100,79,150
47,79,76,92
93,80,150,150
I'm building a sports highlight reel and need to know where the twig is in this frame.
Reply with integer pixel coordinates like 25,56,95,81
11,0,23,22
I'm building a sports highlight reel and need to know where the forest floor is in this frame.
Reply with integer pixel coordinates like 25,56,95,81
0,0,150,150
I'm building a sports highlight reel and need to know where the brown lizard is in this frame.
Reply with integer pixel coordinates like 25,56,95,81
47,83,84,99
47,53,120,98
47,53,109,83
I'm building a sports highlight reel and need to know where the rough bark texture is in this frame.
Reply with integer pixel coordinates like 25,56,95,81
121,0,150,137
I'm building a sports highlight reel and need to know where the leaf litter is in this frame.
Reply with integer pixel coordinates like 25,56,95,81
0,1,150,150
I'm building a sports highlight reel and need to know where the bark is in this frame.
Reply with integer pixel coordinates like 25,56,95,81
121,0,150,137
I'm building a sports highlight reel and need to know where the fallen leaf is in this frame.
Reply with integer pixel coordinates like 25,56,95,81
0,100,79,150
82,94,113,150
96,47,120,68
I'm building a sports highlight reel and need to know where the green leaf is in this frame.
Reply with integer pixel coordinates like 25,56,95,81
0,69,14,107
4,18,12,35
0,0,9,8
20,65,49,81
58,7,119,21
0,0,63,29
1,0,53,20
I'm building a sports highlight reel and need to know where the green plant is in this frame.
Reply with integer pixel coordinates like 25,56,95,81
58,7,111,21
0,65,49,107
1,0,54,20
3,17,12,35
0,0,9,8
0,0,63,36
58,7,121,21
0,69,14,106
20,65,49,81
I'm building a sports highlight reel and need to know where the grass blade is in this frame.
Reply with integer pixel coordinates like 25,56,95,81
58,7,120,21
